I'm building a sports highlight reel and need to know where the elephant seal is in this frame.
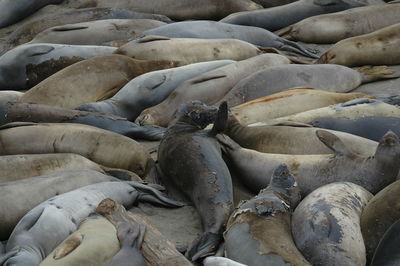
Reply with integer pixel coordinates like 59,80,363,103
204,257,246,266
311,116,400,141
2,7,172,53
0,170,119,240
115,36,265,65
77,60,234,120
318,23,400,66
220,0,366,31
231,88,372,125
0,43,116,90
223,115,378,155
218,130,400,196
252,0,297,7
0,102,166,141
361,179,400,261
20,54,178,109
272,98,400,124
218,64,399,107
0,153,105,183
40,215,120,266
0,91,23,102
136,54,290,127
0,181,182,266
30,19,166,46
108,222,146,266
140,21,318,58
0,123,151,175
82,0,262,20
0,0,63,28
370,219,400,266
292,182,372,266
277,3,400,43
158,101,233,261
224,164,310,265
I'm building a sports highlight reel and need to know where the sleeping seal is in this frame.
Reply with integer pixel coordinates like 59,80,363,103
292,182,372,266
217,130,400,196
0,170,118,240
220,0,366,31
76,60,234,120
140,21,318,58
0,43,116,90
158,101,233,261
224,164,310,265
0,181,182,266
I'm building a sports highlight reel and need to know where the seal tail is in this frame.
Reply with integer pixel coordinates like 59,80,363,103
357,65,400,84
185,232,222,261
128,181,184,208
279,38,319,59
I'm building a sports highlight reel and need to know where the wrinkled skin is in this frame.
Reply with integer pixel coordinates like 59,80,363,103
158,101,233,261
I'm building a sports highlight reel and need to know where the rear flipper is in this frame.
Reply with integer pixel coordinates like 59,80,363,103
125,125,166,141
109,222,146,266
357,65,400,83
185,232,222,261
129,181,184,208
280,39,319,59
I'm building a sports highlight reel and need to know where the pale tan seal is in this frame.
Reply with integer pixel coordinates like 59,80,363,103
20,54,178,109
318,23,400,66
231,88,373,125
0,123,151,175
277,3,400,44
115,36,267,65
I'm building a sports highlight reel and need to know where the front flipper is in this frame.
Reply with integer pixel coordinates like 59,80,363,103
53,234,84,260
210,102,228,136
125,125,166,141
185,232,222,261
316,130,356,158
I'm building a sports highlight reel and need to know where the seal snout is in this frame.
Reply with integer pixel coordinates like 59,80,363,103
380,130,400,147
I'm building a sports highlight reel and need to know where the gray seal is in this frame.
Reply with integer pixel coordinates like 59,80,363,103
0,181,183,265
0,43,116,90
0,0,63,28
140,21,318,58
292,182,372,266
158,101,233,261
77,60,234,120
220,0,366,31
370,219,400,266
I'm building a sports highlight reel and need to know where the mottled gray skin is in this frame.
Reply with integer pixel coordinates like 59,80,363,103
0,43,116,90
30,19,166,46
0,102,165,141
220,0,366,31
0,170,118,241
218,130,400,196
219,64,365,107
77,60,234,121
292,182,372,266
109,222,146,266
0,0,63,28
140,21,318,58
311,116,400,142
158,101,233,261
225,165,310,266
0,181,182,266
370,219,400,266
1,8,172,54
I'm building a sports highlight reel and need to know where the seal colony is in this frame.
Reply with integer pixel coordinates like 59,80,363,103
0,1,399,265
